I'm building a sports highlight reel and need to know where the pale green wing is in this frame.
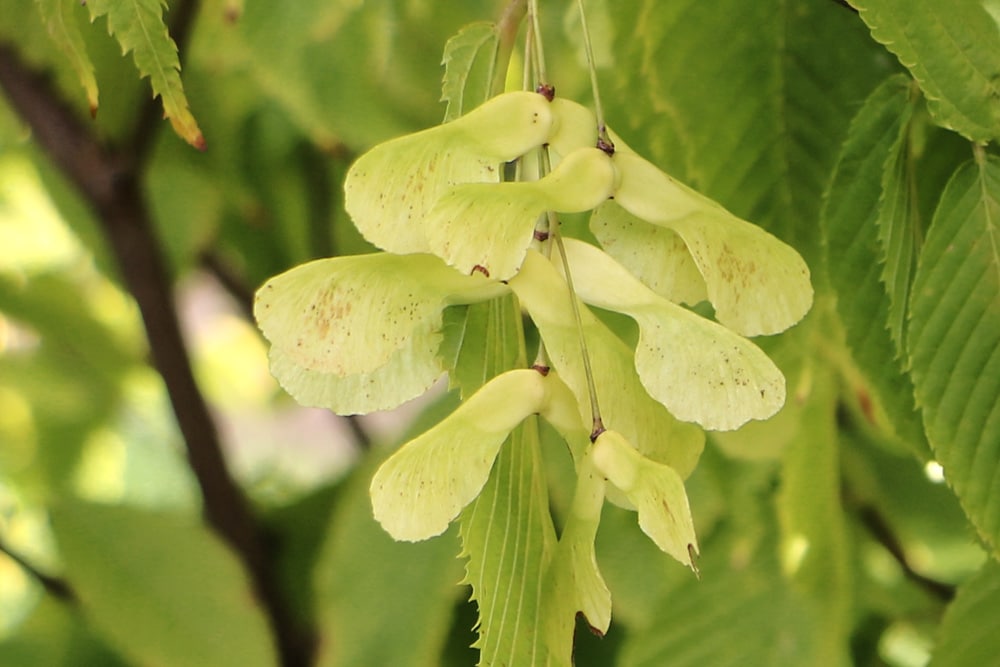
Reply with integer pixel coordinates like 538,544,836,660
254,252,505,377
592,430,698,572
370,369,547,541
610,149,813,336
561,239,785,431
424,147,617,279
591,201,708,306
542,449,611,664
267,328,442,415
344,91,555,254
510,250,705,479
548,98,598,157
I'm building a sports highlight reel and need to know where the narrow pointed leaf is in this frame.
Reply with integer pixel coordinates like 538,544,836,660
35,0,99,114
561,239,785,431
850,0,1000,142
424,147,616,279
440,21,498,123
460,420,556,666
510,250,705,478
877,86,919,356
344,91,554,254
370,369,548,541
908,155,1000,554
85,0,204,148
592,430,698,570
821,74,929,452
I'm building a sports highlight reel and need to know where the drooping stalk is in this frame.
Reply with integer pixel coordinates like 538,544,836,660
576,0,613,151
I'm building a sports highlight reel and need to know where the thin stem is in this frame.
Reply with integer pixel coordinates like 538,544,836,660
492,0,528,96
552,228,604,438
527,0,548,85
576,0,613,151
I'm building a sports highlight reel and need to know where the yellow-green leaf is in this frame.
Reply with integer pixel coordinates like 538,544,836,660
85,0,204,148
35,0,99,114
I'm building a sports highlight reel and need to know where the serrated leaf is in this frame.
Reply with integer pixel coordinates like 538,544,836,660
35,0,99,114
876,83,919,356
560,239,786,432
344,91,554,255
425,147,616,280
908,154,1000,554
509,249,705,479
440,21,498,123
254,252,507,414
850,0,1000,143
821,74,929,453
460,420,556,667
929,560,1000,667
50,501,277,667
85,0,204,148
439,295,524,399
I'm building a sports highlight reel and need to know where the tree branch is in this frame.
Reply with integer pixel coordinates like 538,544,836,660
0,536,76,604
0,39,312,667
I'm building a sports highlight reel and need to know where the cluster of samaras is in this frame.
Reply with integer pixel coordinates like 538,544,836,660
254,90,812,639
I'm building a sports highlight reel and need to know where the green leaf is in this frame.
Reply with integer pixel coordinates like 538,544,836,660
876,83,919,356
604,147,813,337
440,21,498,123
425,147,616,280
370,369,551,541
560,239,786,432
344,91,555,255
50,501,277,667
315,459,463,667
509,249,705,479
84,0,204,148
460,420,557,667
439,298,523,399
929,560,1000,667
908,154,1000,555
592,430,698,570
34,0,99,114
254,252,507,414
619,523,822,667
776,366,852,666
821,74,929,452
850,0,1000,143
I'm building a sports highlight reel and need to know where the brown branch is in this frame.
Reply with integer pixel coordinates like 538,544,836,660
0,41,313,667
0,536,76,604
